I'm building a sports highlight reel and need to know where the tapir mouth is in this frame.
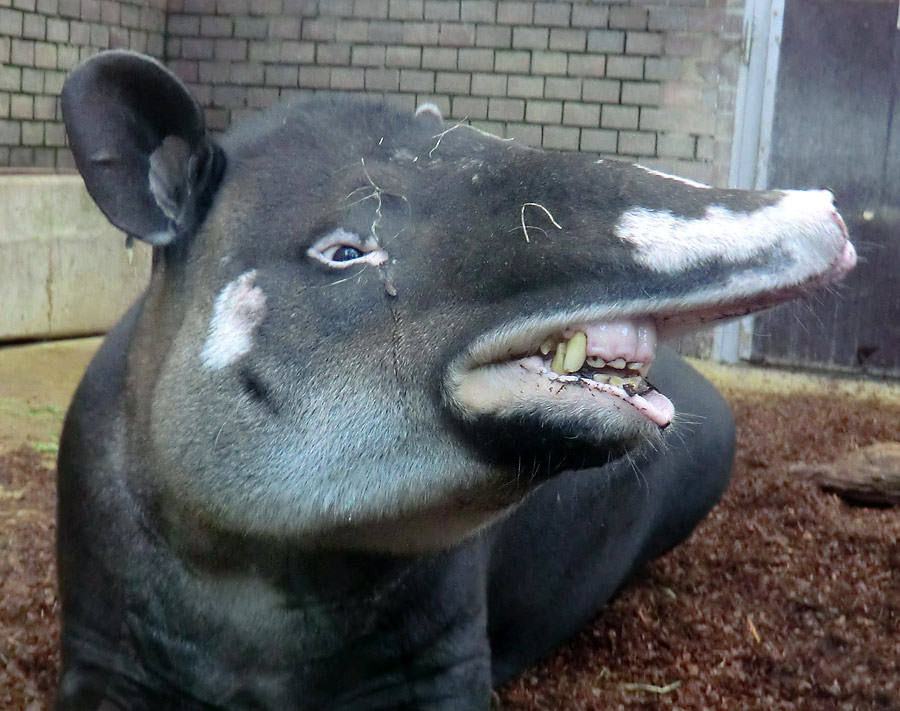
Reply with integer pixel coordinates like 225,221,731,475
449,318,673,431
515,321,674,427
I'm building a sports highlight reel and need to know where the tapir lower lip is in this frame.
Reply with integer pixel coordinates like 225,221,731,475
516,356,676,427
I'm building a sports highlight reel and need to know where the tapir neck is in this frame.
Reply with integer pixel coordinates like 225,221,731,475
136,505,495,709
85,309,495,709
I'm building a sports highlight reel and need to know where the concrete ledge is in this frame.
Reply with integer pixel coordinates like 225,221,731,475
0,174,151,342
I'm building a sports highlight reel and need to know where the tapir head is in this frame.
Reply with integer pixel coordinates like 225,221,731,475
62,52,855,551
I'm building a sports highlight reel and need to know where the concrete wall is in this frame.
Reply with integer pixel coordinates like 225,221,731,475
0,175,151,341
0,0,167,169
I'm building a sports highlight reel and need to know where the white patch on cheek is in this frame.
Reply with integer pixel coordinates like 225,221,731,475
615,190,841,274
201,270,267,370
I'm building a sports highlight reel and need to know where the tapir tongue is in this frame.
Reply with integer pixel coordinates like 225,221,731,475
632,389,676,427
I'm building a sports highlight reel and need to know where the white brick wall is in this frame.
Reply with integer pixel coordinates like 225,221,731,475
1,0,745,188
0,0,167,169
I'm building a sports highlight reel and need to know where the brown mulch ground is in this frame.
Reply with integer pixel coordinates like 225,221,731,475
2,391,899,710
0,447,58,710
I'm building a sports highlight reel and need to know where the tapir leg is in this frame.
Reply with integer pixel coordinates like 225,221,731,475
485,347,735,683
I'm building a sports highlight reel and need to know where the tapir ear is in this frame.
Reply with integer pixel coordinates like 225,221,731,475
61,50,226,246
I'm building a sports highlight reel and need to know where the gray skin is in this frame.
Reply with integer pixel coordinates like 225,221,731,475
56,51,853,710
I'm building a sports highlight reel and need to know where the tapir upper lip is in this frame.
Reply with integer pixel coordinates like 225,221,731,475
462,234,857,368
653,239,857,331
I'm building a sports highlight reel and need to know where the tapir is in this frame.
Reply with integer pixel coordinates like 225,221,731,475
55,50,856,710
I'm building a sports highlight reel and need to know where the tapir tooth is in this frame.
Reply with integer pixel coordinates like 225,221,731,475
563,332,587,373
550,342,567,374
608,358,627,369
586,357,606,368
539,337,555,355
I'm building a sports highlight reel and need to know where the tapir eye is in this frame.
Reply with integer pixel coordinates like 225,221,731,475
327,245,364,262
307,228,388,270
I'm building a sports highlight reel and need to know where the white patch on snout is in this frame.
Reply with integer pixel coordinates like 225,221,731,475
201,270,267,370
616,190,841,274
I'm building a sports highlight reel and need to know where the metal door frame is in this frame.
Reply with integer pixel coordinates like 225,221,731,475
712,0,786,362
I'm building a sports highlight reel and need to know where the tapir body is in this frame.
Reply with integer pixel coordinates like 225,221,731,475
56,51,855,710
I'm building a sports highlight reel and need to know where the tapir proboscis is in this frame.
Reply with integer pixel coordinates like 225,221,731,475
55,50,856,710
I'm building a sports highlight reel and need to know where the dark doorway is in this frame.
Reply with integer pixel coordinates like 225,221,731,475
752,0,900,376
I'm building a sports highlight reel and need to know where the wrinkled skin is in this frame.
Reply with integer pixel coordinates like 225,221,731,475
56,51,855,710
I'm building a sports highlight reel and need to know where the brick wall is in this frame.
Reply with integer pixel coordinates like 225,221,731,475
165,0,745,187
0,0,166,169
1,0,745,188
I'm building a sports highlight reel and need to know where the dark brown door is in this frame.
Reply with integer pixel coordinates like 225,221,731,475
752,0,900,375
